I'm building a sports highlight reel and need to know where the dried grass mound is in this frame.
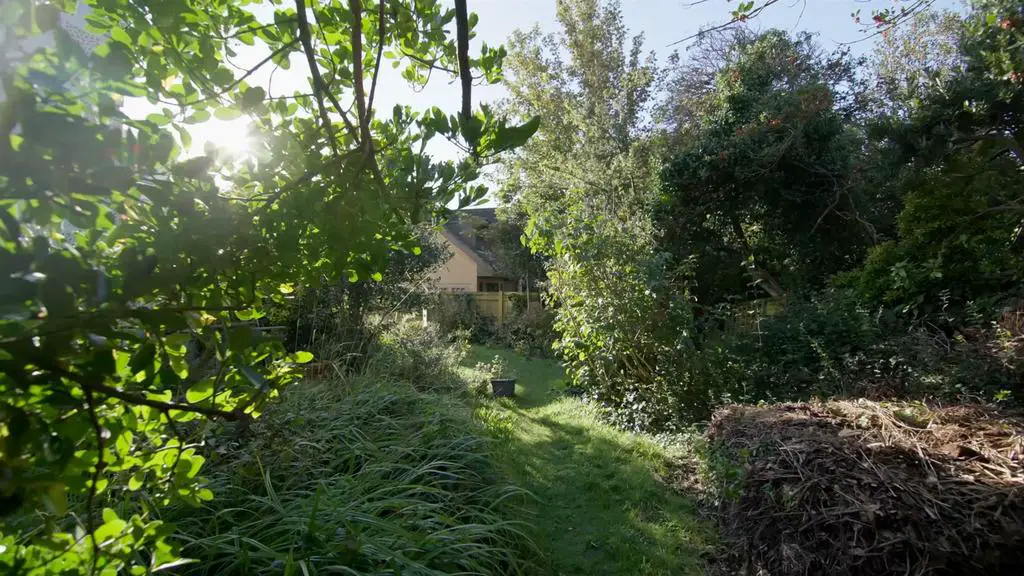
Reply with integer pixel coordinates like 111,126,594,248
706,400,1024,575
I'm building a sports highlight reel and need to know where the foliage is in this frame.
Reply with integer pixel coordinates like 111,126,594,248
852,156,1024,315
429,293,497,342
502,0,1024,434
0,0,536,571
266,227,449,362
367,317,470,393
881,0,1024,166
478,208,546,290
659,30,873,303
868,8,964,118
493,304,556,358
499,0,700,428
164,370,534,575
851,0,1024,318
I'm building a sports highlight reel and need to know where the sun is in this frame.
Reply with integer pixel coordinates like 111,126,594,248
199,119,255,160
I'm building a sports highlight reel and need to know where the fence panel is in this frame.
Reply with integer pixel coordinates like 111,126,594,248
429,292,542,324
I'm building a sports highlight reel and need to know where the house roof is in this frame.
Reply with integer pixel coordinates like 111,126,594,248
443,207,509,279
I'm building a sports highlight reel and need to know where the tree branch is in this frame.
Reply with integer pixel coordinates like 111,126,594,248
85,380,244,420
400,48,457,74
350,0,372,150
454,0,472,123
83,387,103,574
295,0,343,156
180,39,299,107
669,0,781,47
366,0,386,120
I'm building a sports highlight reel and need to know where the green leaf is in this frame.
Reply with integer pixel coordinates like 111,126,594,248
239,364,268,390
184,109,211,124
483,115,541,155
241,86,266,109
460,115,484,145
128,470,146,491
110,27,132,46
153,558,199,572
214,107,243,121
171,124,191,149
115,430,133,457
185,379,213,403
291,351,314,364
146,113,171,126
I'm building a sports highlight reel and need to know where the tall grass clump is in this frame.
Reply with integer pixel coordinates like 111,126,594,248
164,325,534,575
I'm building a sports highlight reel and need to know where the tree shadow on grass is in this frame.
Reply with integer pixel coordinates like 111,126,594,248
491,404,711,576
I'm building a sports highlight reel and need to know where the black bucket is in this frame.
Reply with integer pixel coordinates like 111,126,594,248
490,378,516,398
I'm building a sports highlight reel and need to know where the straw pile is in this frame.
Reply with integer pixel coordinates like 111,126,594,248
705,400,1024,575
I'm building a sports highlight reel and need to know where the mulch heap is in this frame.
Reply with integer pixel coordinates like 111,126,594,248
705,400,1024,575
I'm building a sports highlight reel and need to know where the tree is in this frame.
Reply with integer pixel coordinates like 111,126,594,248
478,208,545,292
868,8,964,118
499,0,710,429
854,0,1024,316
882,0,1023,166
0,0,534,571
659,31,872,304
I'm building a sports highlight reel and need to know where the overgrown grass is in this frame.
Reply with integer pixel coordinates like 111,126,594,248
467,345,712,575
166,370,535,575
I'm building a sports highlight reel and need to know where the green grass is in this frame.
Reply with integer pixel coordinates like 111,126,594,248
167,372,536,575
466,346,711,576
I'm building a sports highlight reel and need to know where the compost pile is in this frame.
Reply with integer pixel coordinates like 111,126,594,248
706,400,1024,575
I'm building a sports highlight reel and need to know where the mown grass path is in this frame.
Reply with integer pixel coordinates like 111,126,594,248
465,346,711,575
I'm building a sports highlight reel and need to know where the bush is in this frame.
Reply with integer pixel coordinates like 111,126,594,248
367,317,471,393
852,155,1024,317
429,293,498,342
723,290,1024,406
493,305,557,358
165,373,534,575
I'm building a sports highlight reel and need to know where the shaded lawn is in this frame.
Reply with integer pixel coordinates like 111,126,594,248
466,345,711,575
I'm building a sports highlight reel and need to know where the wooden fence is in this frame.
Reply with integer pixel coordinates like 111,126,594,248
428,291,543,325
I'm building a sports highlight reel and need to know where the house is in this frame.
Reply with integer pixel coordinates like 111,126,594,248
433,208,519,292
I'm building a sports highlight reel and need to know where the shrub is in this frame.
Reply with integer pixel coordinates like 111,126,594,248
165,374,535,575
429,293,498,342
853,155,1024,317
493,305,557,358
367,318,470,393
724,290,1024,406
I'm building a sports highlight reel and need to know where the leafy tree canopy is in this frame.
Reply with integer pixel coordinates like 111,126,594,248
659,30,873,304
0,0,536,572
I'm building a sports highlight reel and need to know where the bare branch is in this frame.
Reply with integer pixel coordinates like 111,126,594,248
366,0,386,119
350,0,372,149
669,0,782,47
295,0,345,155
454,0,472,123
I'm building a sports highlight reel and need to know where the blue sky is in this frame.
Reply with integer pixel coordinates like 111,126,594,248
115,0,965,163
405,0,965,124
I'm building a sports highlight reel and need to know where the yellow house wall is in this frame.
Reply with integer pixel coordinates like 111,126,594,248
433,234,478,292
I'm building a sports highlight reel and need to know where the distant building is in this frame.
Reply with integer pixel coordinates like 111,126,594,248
433,208,518,292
